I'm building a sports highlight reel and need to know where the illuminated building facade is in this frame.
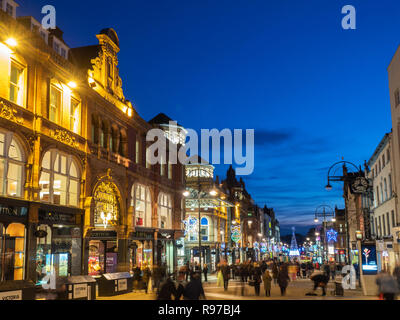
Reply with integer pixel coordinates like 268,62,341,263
0,2,184,284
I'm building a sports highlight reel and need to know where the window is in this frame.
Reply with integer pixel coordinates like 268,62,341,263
39,150,80,206
132,184,152,228
0,223,26,281
375,218,378,237
168,163,172,180
382,155,385,168
49,86,61,124
389,174,393,197
158,193,172,229
146,147,151,169
392,211,396,228
372,169,375,179
91,115,98,144
380,183,383,204
160,154,166,176
53,42,60,54
395,89,400,107
379,216,382,237
387,212,391,236
379,160,381,173
376,186,380,205
6,3,13,16
0,132,25,197
382,215,386,236
100,122,106,149
387,149,390,162
9,61,24,106
135,138,140,164
70,97,80,134
384,178,388,201
60,48,67,59
201,217,209,241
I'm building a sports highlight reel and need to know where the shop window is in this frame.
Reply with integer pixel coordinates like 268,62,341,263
132,184,152,228
0,223,26,281
158,193,172,229
9,60,25,106
39,150,80,206
88,240,117,276
168,163,172,180
0,132,25,197
135,138,140,164
201,217,209,241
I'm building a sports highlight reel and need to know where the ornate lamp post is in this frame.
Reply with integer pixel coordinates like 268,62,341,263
314,205,335,262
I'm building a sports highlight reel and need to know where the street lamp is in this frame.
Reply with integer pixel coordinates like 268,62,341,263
314,205,335,262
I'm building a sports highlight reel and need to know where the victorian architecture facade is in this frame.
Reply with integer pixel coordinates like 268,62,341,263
0,2,184,284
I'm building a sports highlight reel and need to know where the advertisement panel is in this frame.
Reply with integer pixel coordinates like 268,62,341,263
361,244,378,275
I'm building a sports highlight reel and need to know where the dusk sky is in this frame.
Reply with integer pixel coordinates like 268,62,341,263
18,0,398,235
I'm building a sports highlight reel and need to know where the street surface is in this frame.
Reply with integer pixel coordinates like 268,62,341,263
97,275,378,301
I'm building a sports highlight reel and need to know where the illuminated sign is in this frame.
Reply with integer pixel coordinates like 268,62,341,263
361,245,378,275
231,225,241,243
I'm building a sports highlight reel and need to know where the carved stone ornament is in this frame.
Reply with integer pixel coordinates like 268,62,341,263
0,101,24,125
49,129,79,148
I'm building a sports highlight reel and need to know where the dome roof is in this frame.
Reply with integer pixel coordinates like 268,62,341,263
99,28,119,47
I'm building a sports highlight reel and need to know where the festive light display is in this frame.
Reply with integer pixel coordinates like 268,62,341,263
231,225,241,243
326,229,338,242
183,216,198,236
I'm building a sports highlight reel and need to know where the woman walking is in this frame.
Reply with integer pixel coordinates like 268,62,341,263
262,269,272,297
272,263,279,286
252,263,262,296
277,264,290,296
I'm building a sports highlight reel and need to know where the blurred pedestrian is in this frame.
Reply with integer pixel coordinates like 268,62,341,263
262,269,272,297
376,270,399,300
252,263,262,296
310,268,329,296
221,263,231,291
272,262,279,285
133,265,141,292
174,271,188,301
203,264,208,282
157,275,177,300
183,272,206,300
277,264,290,296
142,264,152,294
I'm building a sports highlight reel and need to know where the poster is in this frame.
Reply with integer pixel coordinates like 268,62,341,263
361,245,378,275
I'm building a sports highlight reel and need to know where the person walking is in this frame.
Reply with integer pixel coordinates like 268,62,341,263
221,263,231,291
183,272,206,300
216,264,224,287
262,269,272,297
153,265,162,294
277,264,290,296
174,271,188,301
272,263,279,286
310,268,329,296
252,263,262,296
157,275,178,300
203,264,208,282
142,265,152,294
133,265,142,292
376,270,399,300
330,262,336,281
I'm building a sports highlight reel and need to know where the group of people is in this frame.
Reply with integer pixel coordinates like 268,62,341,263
216,260,291,297
376,266,400,300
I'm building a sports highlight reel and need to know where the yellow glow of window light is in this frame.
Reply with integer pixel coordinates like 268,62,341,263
5,38,17,47
68,81,77,89
127,108,133,117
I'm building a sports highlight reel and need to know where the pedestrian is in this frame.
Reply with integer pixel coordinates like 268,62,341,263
221,263,231,291
272,263,279,286
301,262,307,279
376,270,399,300
185,261,190,281
330,262,336,281
252,263,262,296
394,264,400,290
262,269,272,297
142,265,152,294
133,265,142,292
183,272,206,300
203,264,208,282
174,271,188,300
157,275,178,300
310,268,329,296
277,264,290,296
217,264,224,287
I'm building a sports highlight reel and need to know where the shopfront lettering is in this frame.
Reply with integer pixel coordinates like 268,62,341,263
0,290,22,300
90,231,117,238
39,211,76,224
131,231,153,240
0,206,27,217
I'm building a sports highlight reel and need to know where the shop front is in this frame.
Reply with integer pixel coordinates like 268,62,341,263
87,230,118,277
129,229,154,270
35,206,83,285
0,200,29,282
157,230,175,274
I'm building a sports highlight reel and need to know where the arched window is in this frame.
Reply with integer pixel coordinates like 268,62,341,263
0,132,25,197
131,184,152,228
201,217,209,241
158,193,172,229
39,150,80,206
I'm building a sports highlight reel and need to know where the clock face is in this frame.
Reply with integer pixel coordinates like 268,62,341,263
352,177,369,193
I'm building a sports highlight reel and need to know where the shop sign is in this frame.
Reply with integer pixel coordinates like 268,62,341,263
0,205,27,217
131,231,153,240
90,230,117,239
39,210,76,224
73,284,88,299
118,279,127,291
158,232,174,240
0,290,22,300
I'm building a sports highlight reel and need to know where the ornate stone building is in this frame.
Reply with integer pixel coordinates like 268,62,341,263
0,2,184,284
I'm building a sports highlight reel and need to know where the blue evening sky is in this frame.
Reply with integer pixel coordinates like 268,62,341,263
18,0,398,235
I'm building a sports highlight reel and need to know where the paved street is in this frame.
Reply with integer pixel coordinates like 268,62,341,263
97,275,378,301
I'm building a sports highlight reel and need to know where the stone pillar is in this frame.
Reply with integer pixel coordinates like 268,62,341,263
26,202,40,282
117,225,129,272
